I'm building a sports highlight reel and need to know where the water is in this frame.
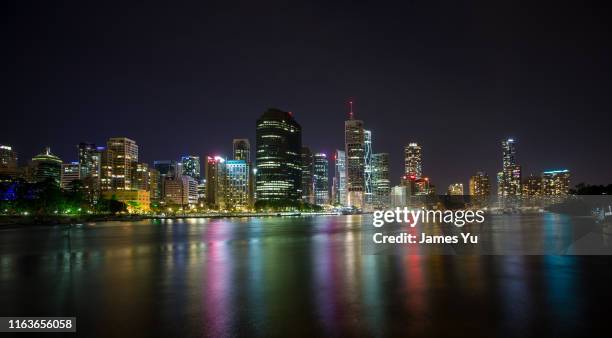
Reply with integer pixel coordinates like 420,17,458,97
0,214,611,337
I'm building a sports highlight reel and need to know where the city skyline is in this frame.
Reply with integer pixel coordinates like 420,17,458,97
4,1,612,190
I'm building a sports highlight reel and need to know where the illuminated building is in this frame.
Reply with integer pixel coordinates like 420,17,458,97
364,130,373,208
197,179,206,204
205,156,227,209
498,138,521,197
542,169,570,196
102,189,150,213
344,101,365,208
469,171,490,205
226,160,250,210
391,185,407,207
180,155,201,180
255,108,302,202
163,175,198,207
78,143,102,201
522,175,543,197
0,144,18,178
30,147,62,185
301,146,314,203
313,153,329,205
404,143,422,179
332,150,347,206
447,183,464,196
372,153,390,208
60,162,81,190
148,168,160,202
153,160,178,200
233,139,250,162
104,137,138,190
131,162,150,191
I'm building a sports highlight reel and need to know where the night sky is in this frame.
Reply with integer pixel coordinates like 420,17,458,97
4,0,611,190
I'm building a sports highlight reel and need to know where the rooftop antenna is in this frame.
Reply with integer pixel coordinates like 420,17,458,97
348,99,354,119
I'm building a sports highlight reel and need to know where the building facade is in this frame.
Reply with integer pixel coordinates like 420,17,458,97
60,162,81,190
30,147,62,185
404,143,422,179
226,160,250,210
332,150,347,206
104,137,138,190
301,146,314,204
313,153,329,205
345,115,365,208
372,153,390,208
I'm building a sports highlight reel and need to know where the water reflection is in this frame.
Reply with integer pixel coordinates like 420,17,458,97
0,214,608,337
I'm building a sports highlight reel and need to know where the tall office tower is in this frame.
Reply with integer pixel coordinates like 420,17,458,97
60,162,81,190
233,139,250,162
499,138,521,197
469,171,491,205
542,169,571,196
197,179,206,204
522,175,543,197
391,185,407,207
148,168,160,202
344,101,365,208
180,155,201,180
313,153,329,205
131,162,150,191
205,156,227,209
363,130,373,207
447,183,464,196
163,175,198,207
30,147,62,185
226,160,250,210
300,146,314,203
404,143,422,179
153,160,178,200
255,108,302,202
0,144,18,178
105,137,138,190
332,150,347,206
372,153,390,208
77,143,102,201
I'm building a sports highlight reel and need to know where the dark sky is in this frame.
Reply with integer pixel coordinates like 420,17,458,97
3,0,611,190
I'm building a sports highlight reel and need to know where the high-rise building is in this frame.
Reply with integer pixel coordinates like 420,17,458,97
104,137,138,190
498,138,521,197
344,101,365,209
205,156,227,209
364,130,373,207
542,169,570,196
255,108,302,202
522,175,543,197
391,185,407,207
180,155,201,180
404,143,422,179
60,162,81,190
131,162,150,191
448,183,464,196
148,168,160,203
372,153,390,208
30,147,62,185
301,146,314,204
0,145,18,178
77,143,102,201
163,175,198,207
153,160,179,201
469,171,490,205
313,153,329,205
226,160,250,210
233,139,250,162
332,150,347,206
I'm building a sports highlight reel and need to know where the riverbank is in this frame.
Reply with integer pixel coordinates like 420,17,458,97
0,212,342,227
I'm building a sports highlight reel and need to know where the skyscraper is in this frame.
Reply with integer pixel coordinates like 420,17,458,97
255,108,302,202
404,143,422,179
364,130,373,207
313,153,329,205
498,138,521,197
344,101,365,209
0,144,18,178
60,162,81,190
542,169,570,197
226,160,250,210
30,147,62,185
301,146,314,204
131,162,150,191
104,137,138,190
205,156,226,209
78,143,102,201
372,153,390,208
469,171,490,205
332,150,347,206
233,139,250,162
181,155,201,180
